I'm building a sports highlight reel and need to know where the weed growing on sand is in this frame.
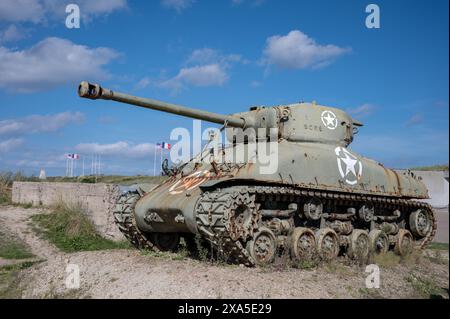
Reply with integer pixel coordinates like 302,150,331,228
31,201,130,252
406,274,447,298
0,230,34,260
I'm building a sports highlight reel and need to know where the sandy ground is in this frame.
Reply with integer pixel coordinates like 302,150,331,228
0,205,448,299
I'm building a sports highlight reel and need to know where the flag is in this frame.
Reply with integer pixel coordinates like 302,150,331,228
157,142,171,150
67,154,80,159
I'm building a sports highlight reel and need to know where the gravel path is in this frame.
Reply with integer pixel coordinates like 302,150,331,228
0,205,448,299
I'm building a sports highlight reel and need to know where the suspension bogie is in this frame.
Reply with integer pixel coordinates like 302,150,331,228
253,189,435,265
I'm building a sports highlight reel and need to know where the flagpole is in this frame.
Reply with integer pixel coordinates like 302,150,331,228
160,148,163,175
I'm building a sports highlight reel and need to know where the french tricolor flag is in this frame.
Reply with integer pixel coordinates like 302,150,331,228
157,142,171,150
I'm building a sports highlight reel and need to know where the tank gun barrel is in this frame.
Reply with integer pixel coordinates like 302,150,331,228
78,81,246,128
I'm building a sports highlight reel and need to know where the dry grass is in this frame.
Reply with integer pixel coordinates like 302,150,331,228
0,173,12,205
369,249,425,269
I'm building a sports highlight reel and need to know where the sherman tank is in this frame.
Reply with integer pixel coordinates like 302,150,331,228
78,81,436,266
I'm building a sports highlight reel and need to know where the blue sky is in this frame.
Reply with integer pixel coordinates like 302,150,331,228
0,0,448,176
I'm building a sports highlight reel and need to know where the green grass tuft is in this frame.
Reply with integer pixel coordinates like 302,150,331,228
0,230,34,260
427,242,449,250
410,164,449,171
406,274,447,298
31,201,130,253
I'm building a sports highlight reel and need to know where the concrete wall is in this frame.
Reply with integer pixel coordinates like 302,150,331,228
12,182,123,240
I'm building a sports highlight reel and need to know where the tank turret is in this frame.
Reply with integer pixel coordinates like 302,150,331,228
79,81,362,146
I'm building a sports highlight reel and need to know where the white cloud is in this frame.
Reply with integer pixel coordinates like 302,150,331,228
0,138,24,153
161,0,195,13
346,103,376,118
0,37,118,92
75,141,156,158
0,112,85,136
134,77,151,90
159,48,244,92
186,48,246,65
262,30,351,70
0,25,28,43
160,64,228,90
0,0,127,24
0,0,45,23
250,80,261,87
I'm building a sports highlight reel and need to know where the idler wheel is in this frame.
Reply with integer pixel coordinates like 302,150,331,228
151,233,180,252
409,209,432,238
315,228,340,260
394,229,414,256
368,230,389,255
348,229,370,260
246,227,277,266
289,227,316,262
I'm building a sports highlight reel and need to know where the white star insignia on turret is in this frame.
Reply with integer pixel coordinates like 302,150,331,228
321,110,338,130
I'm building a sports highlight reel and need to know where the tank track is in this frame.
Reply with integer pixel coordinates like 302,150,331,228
113,186,436,266
194,185,437,266
195,187,259,266
113,191,157,251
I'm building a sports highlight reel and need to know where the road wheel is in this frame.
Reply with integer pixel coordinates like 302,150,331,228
315,228,339,261
369,229,389,254
348,229,370,260
394,229,414,256
289,227,316,262
246,227,277,266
